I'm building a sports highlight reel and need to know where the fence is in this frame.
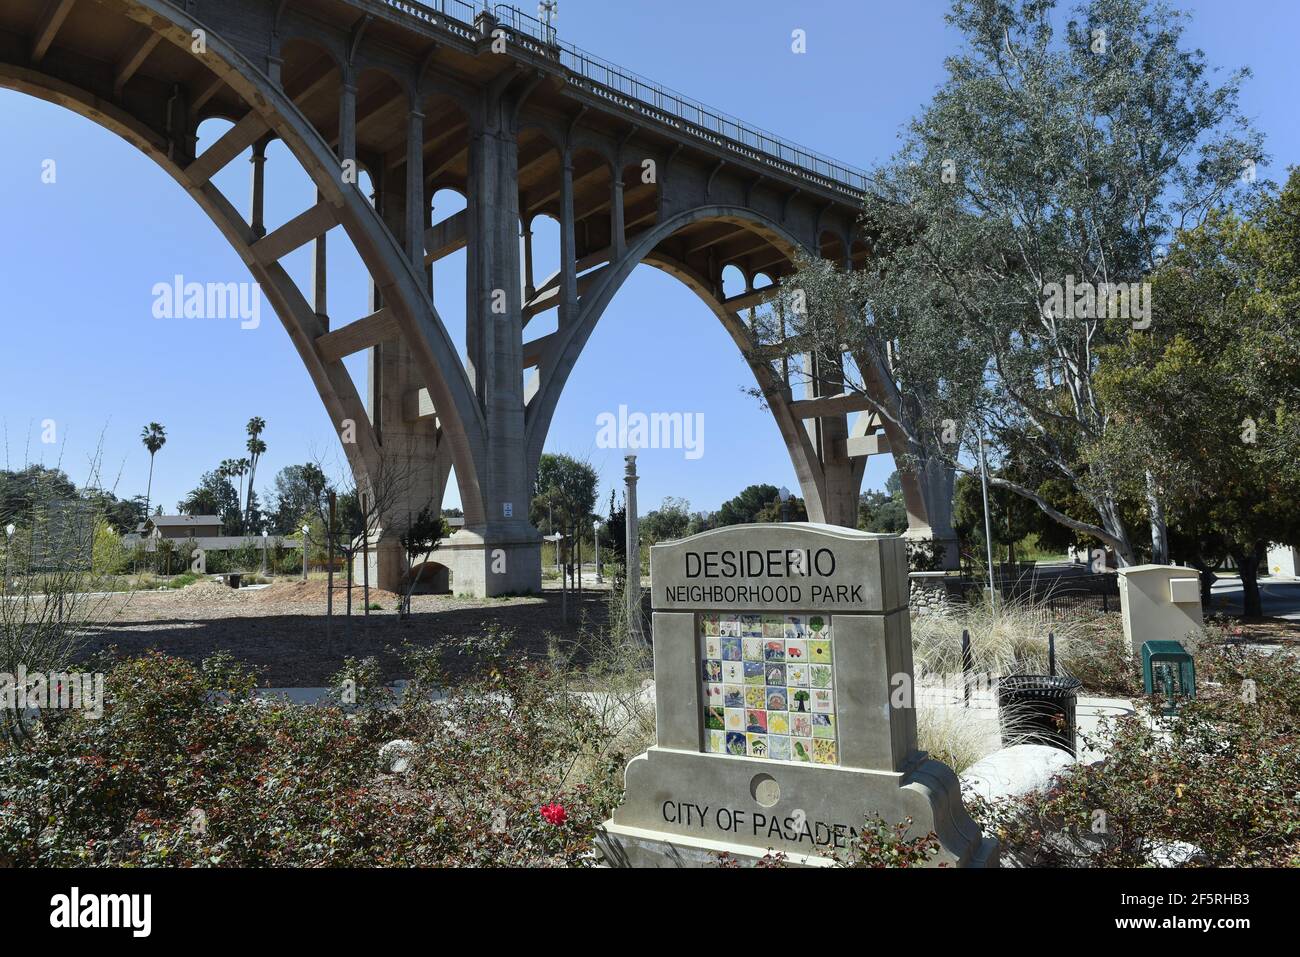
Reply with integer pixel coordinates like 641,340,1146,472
949,567,1120,617
372,0,871,198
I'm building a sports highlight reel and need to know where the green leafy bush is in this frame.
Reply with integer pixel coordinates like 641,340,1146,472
975,643,1300,867
0,634,631,867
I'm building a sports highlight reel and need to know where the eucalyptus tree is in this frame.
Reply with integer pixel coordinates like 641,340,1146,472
776,0,1262,565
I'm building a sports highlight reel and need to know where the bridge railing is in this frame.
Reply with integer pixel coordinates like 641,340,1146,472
373,0,870,200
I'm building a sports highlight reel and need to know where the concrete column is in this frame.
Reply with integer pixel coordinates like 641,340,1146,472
338,78,357,180
249,138,268,239
611,174,626,259
405,107,425,273
356,168,445,594
624,454,644,642
800,350,857,528
522,221,535,301
440,116,541,596
558,152,578,327
311,190,328,328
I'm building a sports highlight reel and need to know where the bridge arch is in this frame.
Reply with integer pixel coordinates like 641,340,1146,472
1,0,490,538
522,202,862,524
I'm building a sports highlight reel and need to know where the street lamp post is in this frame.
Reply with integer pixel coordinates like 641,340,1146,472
261,529,269,577
301,524,310,582
778,486,792,523
594,518,602,583
3,523,13,594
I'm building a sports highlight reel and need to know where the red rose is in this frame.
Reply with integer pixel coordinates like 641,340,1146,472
540,803,567,826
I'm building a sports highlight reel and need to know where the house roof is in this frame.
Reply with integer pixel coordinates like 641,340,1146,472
144,515,222,527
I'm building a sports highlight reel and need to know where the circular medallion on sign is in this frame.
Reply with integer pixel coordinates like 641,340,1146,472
750,772,781,808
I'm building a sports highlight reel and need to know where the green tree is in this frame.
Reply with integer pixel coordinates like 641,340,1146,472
178,470,240,528
139,422,166,518
715,484,780,526
640,496,693,543
243,418,267,529
779,0,1262,565
268,463,329,535
1095,175,1300,615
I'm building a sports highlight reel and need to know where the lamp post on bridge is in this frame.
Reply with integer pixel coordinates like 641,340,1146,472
301,524,310,582
594,518,602,583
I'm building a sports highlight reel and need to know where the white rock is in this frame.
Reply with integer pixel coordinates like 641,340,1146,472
960,744,1075,803
379,738,417,774
1148,840,1204,868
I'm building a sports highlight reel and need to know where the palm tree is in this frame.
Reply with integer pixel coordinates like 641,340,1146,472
243,417,267,527
219,458,249,533
140,423,167,521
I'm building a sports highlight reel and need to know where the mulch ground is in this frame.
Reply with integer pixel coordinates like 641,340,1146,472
72,579,612,686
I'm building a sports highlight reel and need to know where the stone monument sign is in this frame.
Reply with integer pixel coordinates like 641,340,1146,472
597,523,996,867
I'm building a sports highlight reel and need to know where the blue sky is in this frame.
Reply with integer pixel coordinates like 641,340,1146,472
1,0,1296,520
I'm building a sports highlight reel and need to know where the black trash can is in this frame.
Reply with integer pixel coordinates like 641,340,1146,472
997,675,1082,755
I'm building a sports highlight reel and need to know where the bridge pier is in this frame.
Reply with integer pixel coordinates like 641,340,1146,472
453,96,542,595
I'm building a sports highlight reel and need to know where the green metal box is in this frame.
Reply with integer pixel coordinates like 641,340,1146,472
1141,640,1195,711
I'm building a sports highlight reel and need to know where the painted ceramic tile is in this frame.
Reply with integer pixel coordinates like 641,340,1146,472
700,612,837,766
788,688,813,713
768,735,792,760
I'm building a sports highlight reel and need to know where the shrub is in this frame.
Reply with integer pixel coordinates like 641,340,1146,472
974,643,1300,867
0,632,632,867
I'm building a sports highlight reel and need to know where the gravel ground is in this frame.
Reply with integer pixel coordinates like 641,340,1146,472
71,579,612,685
